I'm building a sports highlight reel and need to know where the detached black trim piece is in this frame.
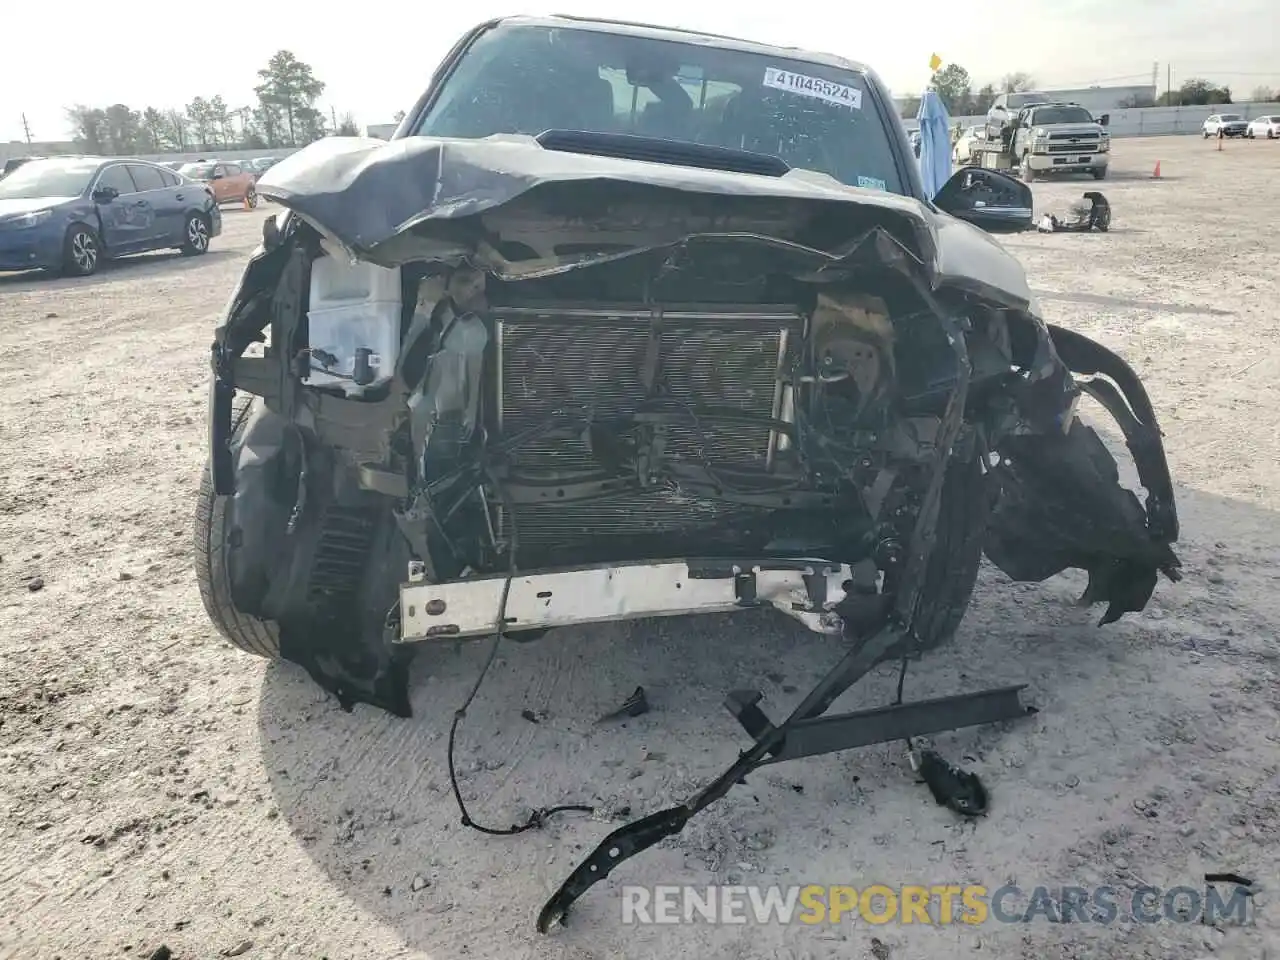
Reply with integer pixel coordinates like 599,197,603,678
733,685,1031,765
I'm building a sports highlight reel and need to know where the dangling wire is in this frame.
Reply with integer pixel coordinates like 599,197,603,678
445,471,593,835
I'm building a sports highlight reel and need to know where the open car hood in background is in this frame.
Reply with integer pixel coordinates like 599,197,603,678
255,134,1033,308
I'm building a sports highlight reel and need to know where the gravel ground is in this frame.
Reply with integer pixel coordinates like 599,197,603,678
2,136,1278,960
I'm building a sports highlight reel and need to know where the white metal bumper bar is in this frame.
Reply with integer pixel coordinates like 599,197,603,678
397,559,852,643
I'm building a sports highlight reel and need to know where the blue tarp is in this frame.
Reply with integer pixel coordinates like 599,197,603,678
917,88,952,200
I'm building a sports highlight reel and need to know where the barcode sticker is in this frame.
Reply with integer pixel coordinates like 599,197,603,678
762,67,862,110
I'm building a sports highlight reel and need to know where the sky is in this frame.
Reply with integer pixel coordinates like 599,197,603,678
2,0,1277,143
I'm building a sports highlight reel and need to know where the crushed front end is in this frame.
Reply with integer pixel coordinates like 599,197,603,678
205,138,1179,718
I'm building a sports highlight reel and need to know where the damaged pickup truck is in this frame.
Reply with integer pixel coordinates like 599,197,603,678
196,14,1181,928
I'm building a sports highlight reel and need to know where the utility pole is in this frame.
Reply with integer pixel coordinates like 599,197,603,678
21,112,33,144
1166,64,1172,105
330,105,338,131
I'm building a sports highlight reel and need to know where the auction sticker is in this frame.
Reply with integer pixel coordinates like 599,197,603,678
857,176,887,191
763,67,862,109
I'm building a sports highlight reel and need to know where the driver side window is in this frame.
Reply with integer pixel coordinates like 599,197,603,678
96,165,137,195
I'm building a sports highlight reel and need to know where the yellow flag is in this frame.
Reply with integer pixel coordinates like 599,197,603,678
929,53,943,72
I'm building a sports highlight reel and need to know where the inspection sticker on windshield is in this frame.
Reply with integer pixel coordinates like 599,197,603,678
857,176,887,191
763,67,862,109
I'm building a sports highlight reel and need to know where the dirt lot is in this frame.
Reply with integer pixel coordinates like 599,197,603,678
2,136,1278,960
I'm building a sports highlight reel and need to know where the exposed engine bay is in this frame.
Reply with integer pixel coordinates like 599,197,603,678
203,133,1181,928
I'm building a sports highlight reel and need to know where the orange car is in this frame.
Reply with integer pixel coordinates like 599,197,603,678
177,160,258,207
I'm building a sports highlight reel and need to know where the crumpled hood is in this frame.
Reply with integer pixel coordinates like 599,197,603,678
256,134,1032,307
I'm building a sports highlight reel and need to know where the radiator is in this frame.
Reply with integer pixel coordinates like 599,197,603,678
491,303,804,560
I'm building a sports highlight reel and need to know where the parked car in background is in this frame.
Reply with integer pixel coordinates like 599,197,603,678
952,125,983,164
1246,115,1280,139
2,156,43,179
0,156,221,276
160,160,184,170
1202,114,1249,138
178,160,258,207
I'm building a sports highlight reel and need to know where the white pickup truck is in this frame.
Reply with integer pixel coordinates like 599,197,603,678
973,101,1110,182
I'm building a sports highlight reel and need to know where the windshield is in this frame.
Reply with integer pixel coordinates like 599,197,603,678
1031,106,1095,125
1220,114,1243,121
413,23,904,195
0,158,99,200
179,163,215,179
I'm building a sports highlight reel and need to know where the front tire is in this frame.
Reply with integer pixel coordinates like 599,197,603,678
180,213,211,256
61,224,101,277
1092,166,1108,180
194,397,281,659
245,185,259,209
1022,154,1035,183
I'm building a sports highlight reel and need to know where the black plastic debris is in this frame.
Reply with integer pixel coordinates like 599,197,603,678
917,748,988,816
597,687,649,723
1205,872,1253,886
1037,191,1111,233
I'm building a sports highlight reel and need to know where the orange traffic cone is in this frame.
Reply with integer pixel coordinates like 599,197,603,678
1152,160,1161,178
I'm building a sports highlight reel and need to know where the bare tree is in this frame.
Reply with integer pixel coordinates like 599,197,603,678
164,110,189,151
141,108,167,151
66,105,108,153
1000,72,1036,93
1251,85,1276,103
187,97,216,149
972,83,997,113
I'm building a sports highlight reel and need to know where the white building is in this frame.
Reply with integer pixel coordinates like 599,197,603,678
1033,85,1158,111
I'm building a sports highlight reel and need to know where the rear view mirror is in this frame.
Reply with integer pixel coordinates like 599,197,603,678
933,168,1034,233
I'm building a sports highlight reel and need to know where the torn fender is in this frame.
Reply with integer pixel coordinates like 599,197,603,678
985,328,1181,624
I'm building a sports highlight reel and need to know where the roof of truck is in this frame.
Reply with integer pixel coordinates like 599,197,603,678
511,14,872,75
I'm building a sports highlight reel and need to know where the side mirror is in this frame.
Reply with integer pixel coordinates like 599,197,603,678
933,168,1034,234
92,186,119,203
1099,114,1110,127
211,172,224,180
